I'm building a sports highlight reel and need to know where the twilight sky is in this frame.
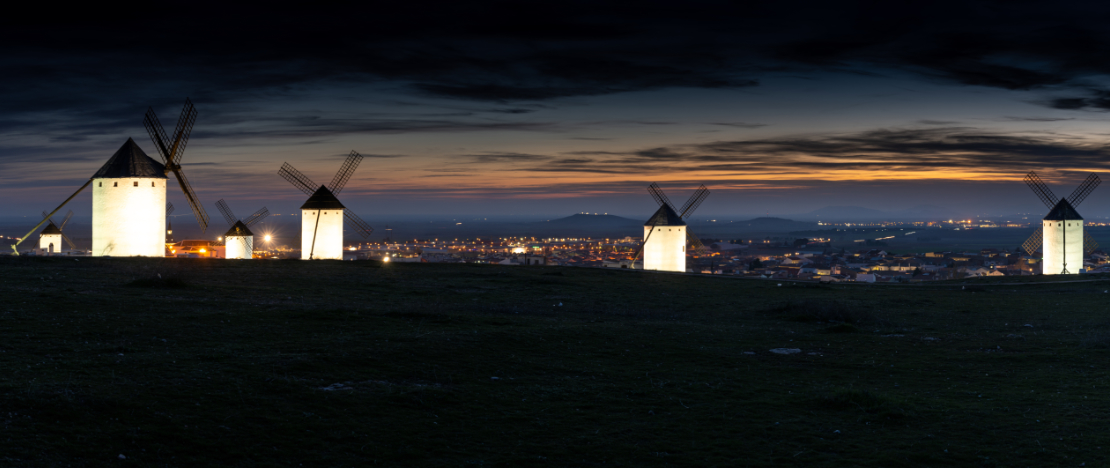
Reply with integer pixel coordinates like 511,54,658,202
5,2,1110,221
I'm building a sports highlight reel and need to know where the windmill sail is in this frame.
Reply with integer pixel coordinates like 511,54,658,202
144,98,209,233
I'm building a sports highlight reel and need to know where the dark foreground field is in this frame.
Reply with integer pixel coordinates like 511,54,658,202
2,257,1110,466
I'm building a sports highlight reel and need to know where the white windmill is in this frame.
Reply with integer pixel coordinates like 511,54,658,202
632,183,711,272
1022,171,1100,275
9,99,208,256
278,151,374,259
38,210,76,254
215,199,270,259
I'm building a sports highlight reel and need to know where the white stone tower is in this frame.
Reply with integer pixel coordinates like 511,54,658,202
1041,198,1084,275
643,204,687,272
91,138,167,257
39,222,63,253
224,221,254,259
300,186,345,260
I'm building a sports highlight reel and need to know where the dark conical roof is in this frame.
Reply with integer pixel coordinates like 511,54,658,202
224,220,253,237
1044,198,1083,221
40,222,62,235
644,204,686,226
92,138,167,179
300,185,345,210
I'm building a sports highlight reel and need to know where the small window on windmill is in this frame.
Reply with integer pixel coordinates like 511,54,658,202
113,182,118,187
152,182,155,187
133,181,138,187
98,182,102,187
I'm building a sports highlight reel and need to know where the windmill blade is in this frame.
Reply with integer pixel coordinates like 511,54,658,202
329,150,363,195
279,162,318,196
41,211,56,226
143,107,172,164
167,98,197,167
344,210,375,238
171,166,210,233
61,232,77,251
1022,226,1043,256
647,183,675,209
166,202,175,217
60,210,73,230
679,185,710,218
1024,171,1058,209
215,199,237,227
244,207,270,227
1085,230,1100,254
240,235,252,256
686,228,709,256
1068,173,1101,207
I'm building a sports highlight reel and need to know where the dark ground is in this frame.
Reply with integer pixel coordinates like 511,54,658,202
2,256,1109,466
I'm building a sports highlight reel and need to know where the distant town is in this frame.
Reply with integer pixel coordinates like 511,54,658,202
8,213,1110,281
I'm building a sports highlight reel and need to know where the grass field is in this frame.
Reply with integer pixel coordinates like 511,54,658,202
2,256,1110,466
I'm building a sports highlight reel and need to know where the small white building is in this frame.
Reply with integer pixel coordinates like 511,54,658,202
224,221,254,259
91,139,167,257
39,222,63,253
1042,199,1083,275
642,204,686,272
300,185,344,260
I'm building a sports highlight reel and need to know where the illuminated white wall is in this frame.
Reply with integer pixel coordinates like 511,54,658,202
301,208,344,260
643,225,685,272
92,178,166,257
1042,219,1083,275
39,233,61,253
225,235,253,259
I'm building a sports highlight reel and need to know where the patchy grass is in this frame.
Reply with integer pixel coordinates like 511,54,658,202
824,323,859,333
817,388,913,419
766,298,876,324
2,256,1110,466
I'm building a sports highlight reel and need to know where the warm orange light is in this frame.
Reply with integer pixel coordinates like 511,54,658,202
199,248,206,253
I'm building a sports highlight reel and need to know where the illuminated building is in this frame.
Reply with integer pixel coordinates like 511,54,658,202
300,186,345,260
91,139,167,257
1042,199,1084,275
39,222,62,253
642,203,686,272
224,221,254,259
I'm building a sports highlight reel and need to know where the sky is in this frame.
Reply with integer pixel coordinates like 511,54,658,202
5,1,1110,223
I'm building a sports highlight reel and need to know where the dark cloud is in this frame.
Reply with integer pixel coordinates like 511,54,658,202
494,127,1110,176
1002,116,1075,122
461,152,553,164
711,122,768,128
11,2,1110,112
1044,90,1110,111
